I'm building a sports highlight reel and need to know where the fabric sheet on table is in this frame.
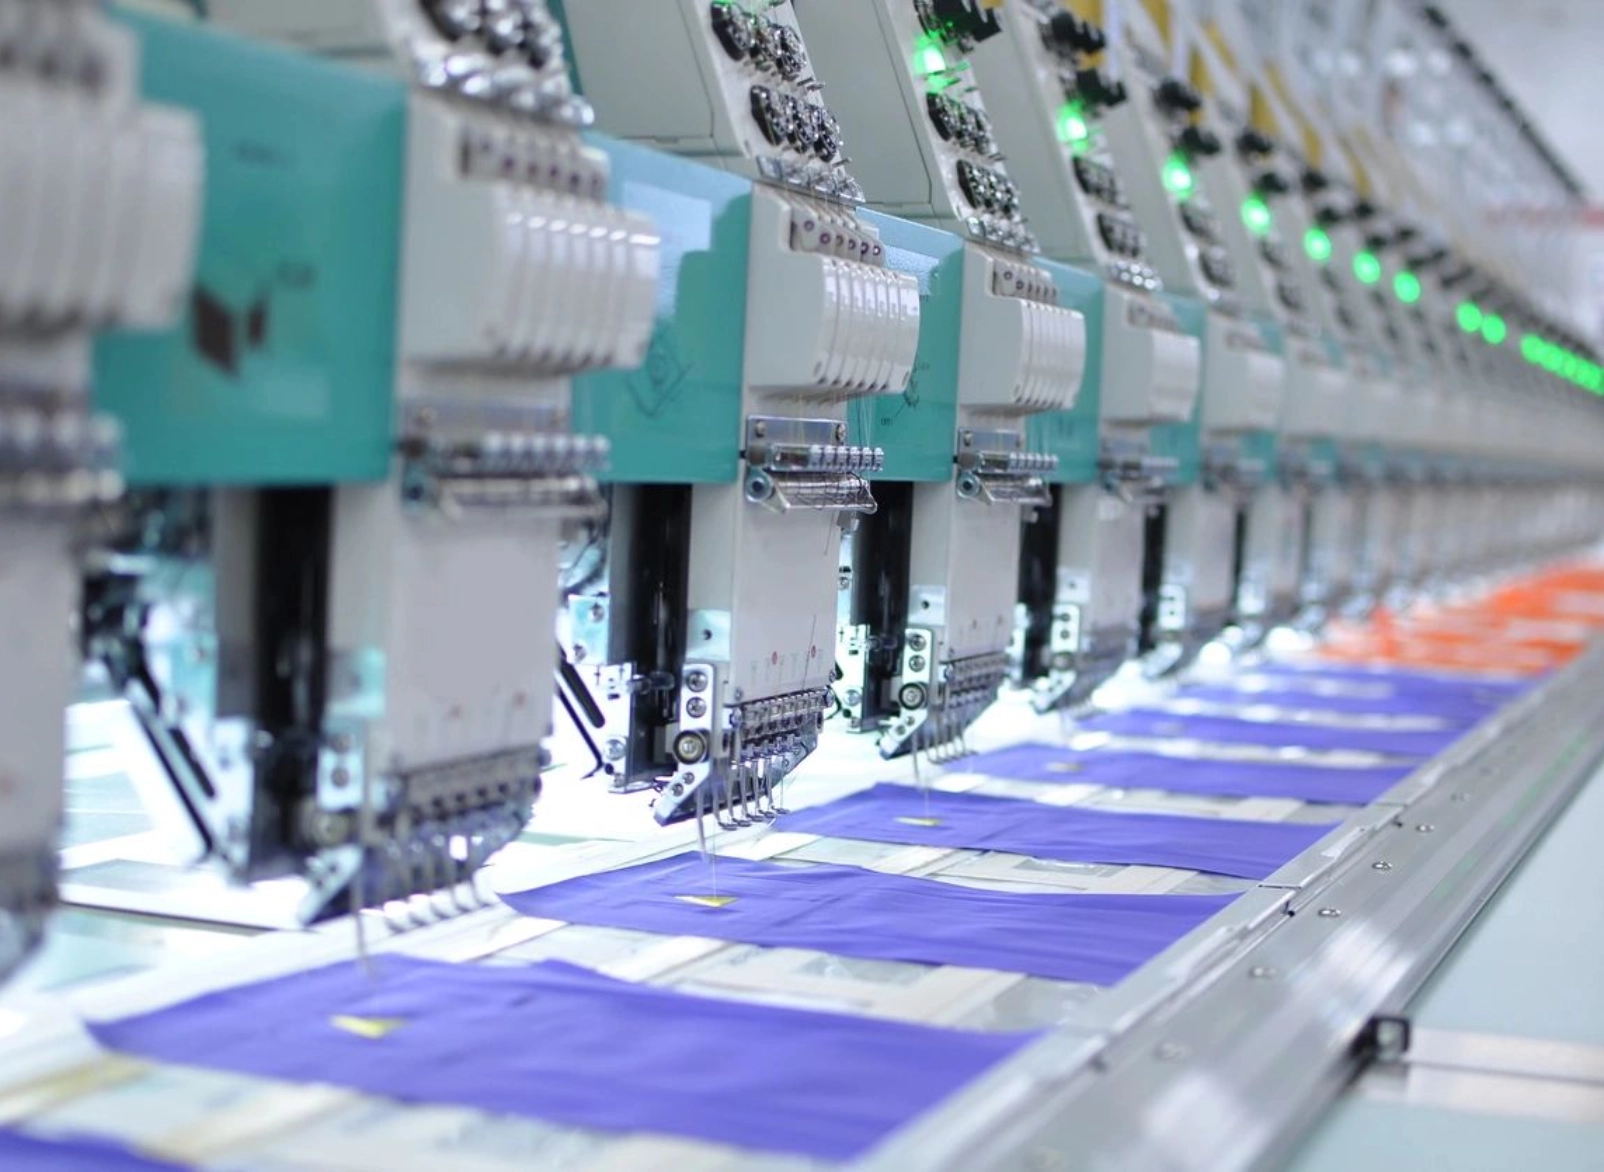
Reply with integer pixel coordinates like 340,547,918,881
0,1129,188,1171
1075,708,1464,757
91,956,1033,1163
502,853,1236,986
776,784,1335,879
961,743,1413,805
1246,664,1534,699
1172,682,1502,723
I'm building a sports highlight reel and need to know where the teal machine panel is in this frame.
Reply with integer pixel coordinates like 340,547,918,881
573,137,749,485
1030,259,1105,485
849,212,965,483
1148,294,1210,486
94,12,406,486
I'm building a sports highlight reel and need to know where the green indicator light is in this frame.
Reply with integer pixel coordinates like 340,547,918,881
1521,334,1545,364
1353,251,1382,285
1055,102,1090,146
912,34,947,83
1563,354,1583,382
1241,195,1273,237
1303,226,1333,264
1393,271,1422,304
1480,314,1506,346
1161,152,1195,198
1456,302,1482,333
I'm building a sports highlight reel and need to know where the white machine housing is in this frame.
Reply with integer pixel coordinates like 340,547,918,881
0,0,202,973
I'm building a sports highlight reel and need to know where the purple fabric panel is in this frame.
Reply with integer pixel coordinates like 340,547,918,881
0,1131,187,1172
1250,664,1534,697
92,957,1032,1163
1173,683,1498,722
503,854,1235,986
962,743,1413,805
776,784,1333,879
1077,708,1462,757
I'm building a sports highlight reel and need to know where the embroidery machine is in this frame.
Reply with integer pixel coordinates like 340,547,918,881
2,0,1604,1167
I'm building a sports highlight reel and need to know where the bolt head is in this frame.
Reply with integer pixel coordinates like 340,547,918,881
686,697,708,719
1372,860,1393,871
1318,907,1342,918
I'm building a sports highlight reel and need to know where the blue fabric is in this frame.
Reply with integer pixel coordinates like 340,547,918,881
776,784,1333,879
503,854,1235,986
1173,682,1500,722
0,1130,186,1171
92,956,1032,1163
1077,708,1463,757
1250,664,1533,697
962,743,1413,805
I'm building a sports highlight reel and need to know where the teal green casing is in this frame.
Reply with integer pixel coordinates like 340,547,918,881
94,12,406,485
1149,293,1208,486
1030,259,1104,485
850,212,965,483
573,136,749,484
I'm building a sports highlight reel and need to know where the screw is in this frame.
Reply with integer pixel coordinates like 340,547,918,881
1318,907,1342,918
908,632,928,652
961,429,974,447
1415,823,1435,833
588,603,605,622
1249,965,1277,980
603,739,626,761
686,697,708,719
330,733,353,754
331,766,351,788
686,669,709,693
1372,860,1393,871
834,422,847,442
753,420,768,438
909,655,927,673
672,782,684,795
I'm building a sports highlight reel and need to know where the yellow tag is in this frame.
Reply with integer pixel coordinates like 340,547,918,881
330,1015,407,1040
1047,762,1084,774
675,894,739,909
895,815,944,828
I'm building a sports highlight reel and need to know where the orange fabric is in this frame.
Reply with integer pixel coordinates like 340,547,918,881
1310,562,1604,676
